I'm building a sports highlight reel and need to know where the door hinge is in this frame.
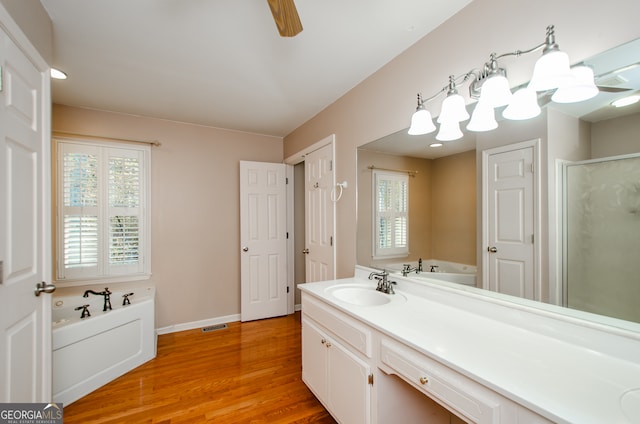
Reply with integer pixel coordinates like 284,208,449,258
287,286,290,293
529,163,534,173
329,160,333,171
368,374,374,385
286,232,289,239
286,177,289,184
330,236,333,246
531,234,534,244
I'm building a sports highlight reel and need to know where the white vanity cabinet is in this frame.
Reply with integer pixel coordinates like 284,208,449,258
300,285,555,424
301,295,373,424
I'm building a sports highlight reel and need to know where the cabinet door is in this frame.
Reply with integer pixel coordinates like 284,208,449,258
302,319,328,400
326,337,371,424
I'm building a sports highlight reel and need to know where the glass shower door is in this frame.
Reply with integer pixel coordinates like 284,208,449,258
564,154,640,323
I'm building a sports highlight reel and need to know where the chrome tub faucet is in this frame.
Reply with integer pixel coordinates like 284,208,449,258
83,287,112,311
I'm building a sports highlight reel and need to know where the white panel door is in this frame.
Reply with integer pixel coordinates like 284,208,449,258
486,146,535,299
240,161,288,321
304,143,335,282
0,18,52,402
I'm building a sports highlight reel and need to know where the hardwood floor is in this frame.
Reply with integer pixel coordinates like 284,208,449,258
63,312,336,423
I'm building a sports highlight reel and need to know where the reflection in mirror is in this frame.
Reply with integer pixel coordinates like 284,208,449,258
357,38,640,327
564,154,640,323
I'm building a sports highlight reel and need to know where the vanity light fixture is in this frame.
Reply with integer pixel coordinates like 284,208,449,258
551,66,599,103
408,25,599,141
408,94,436,135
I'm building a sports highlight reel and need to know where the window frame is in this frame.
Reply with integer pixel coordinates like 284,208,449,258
54,137,151,285
372,169,409,259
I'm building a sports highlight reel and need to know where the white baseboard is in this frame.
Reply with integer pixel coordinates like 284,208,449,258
156,313,241,335
295,303,301,311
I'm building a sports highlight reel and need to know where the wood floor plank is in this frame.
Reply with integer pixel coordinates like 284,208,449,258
62,312,336,423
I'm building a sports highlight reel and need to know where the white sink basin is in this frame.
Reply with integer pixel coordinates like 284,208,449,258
325,284,403,306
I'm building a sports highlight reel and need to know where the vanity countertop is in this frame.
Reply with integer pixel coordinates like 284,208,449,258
298,268,640,424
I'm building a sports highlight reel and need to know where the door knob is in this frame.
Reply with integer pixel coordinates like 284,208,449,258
302,248,309,254
242,246,249,252
34,281,56,297
487,246,498,253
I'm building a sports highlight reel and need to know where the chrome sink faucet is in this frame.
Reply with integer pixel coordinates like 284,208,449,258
368,270,396,294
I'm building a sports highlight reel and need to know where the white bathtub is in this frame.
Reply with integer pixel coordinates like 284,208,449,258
52,286,157,405
385,259,477,286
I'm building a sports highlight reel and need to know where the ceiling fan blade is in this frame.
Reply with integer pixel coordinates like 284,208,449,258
267,0,303,37
596,85,633,93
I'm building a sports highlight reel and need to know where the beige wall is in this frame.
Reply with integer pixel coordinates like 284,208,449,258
591,112,640,158
284,0,640,279
0,0,52,63
52,104,283,328
431,150,476,265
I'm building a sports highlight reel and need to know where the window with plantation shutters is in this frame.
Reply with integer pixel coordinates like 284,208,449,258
372,170,409,259
56,139,150,282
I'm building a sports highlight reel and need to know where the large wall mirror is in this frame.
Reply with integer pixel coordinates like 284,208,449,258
357,37,640,330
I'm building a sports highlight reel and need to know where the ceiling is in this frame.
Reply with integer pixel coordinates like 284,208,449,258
40,0,472,137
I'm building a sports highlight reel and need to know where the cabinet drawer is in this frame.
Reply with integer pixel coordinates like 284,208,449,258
302,294,372,357
380,337,501,424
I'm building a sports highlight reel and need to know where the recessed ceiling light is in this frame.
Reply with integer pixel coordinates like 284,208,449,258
611,95,640,108
50,68,67,80
429,142,443,147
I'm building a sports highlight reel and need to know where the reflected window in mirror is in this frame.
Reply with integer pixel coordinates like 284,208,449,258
373,170,409,259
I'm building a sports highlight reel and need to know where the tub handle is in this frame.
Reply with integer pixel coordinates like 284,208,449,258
34,281,56,297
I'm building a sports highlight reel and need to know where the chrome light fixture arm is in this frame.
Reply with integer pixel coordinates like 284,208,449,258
416,71,479,109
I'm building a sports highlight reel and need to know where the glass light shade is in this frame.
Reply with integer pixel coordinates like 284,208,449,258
408,108,436,135
437,93,470,123
503,87,541,120
436,120,463,141
466,100,498,132
479,74,512,108
528,49,573,91
551,66,599,103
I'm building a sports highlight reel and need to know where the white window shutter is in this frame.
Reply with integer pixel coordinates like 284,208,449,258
56,140,150,282
372,170,409,259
